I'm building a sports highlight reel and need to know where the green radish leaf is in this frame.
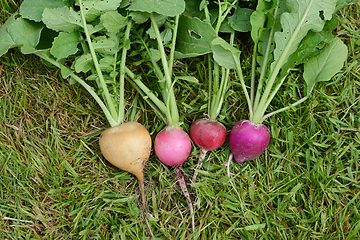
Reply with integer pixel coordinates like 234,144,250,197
60,65,72,79
19,0,68,22
50,31,80,59
74,53,93,73
129,11,149,24
99,56,116,72
250,0,277,43
175,15,217,58
92,35,118,55
228,7,254,32
128,0,185,17
81,0,122,22
272,0,337,72
304,37,347,95
149,48,161,62
211,37,240,70
100,11,127,33
294,16,339,65
0,14,44,57
42,7,82,32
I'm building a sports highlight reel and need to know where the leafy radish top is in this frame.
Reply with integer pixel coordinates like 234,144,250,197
175,0,350,124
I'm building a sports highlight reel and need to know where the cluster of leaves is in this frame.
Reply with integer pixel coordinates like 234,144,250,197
0,0,189,127
176,0,354,124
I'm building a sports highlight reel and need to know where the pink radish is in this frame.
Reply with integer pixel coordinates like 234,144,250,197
154,126,192,166
154,126,195,232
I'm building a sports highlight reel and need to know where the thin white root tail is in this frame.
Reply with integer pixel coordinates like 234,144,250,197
192,148,208,184
175,167,195,233
227,153,245,214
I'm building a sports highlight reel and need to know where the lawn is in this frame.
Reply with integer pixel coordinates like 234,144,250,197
0,0,359,239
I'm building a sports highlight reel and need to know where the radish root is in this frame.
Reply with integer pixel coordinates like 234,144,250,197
226,153,246,215
175,166,195,232
137,177,155,240
192,148,208,184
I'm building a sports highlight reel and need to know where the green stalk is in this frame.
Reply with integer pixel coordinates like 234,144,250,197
209,67,230,120
209,61,220,116
118,19,132,124
78,0,117,122
35,51,117,127
207,54,213,115
261,96,308,122
234,56,253,118
250,42,257,106
124,66,168,115
215,0,238,33
252,2,313,123
149,13,179,127
253,4,279,112
168,15,180,78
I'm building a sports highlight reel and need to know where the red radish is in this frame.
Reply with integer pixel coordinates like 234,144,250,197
229,120,270,163
189,118,227,182
189,118,227,151
154,126,192,166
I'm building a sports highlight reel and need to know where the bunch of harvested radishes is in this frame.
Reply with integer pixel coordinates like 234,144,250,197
0,0,350,237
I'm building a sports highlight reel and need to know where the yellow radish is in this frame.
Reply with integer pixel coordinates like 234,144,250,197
99,121,154,238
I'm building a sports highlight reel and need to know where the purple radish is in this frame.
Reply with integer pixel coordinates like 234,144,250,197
229,120,270,163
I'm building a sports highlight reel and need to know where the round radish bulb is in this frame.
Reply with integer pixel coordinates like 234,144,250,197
99,121,152,181
229,120,270,163
154,126,191,166
189,118,227,151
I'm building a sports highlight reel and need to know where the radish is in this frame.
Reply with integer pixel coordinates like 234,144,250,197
127,13,195,232
229,120,270,163
181,9,235,183
99,122,152,205
189,118,227,182
0,3,156,236
189,118,227,151
155,126,192,166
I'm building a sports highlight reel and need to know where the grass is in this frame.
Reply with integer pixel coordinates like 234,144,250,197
1,1,360,239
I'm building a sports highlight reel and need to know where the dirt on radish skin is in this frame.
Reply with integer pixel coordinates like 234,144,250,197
189,118,227,151
229,120,270,163
154,126,192,166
